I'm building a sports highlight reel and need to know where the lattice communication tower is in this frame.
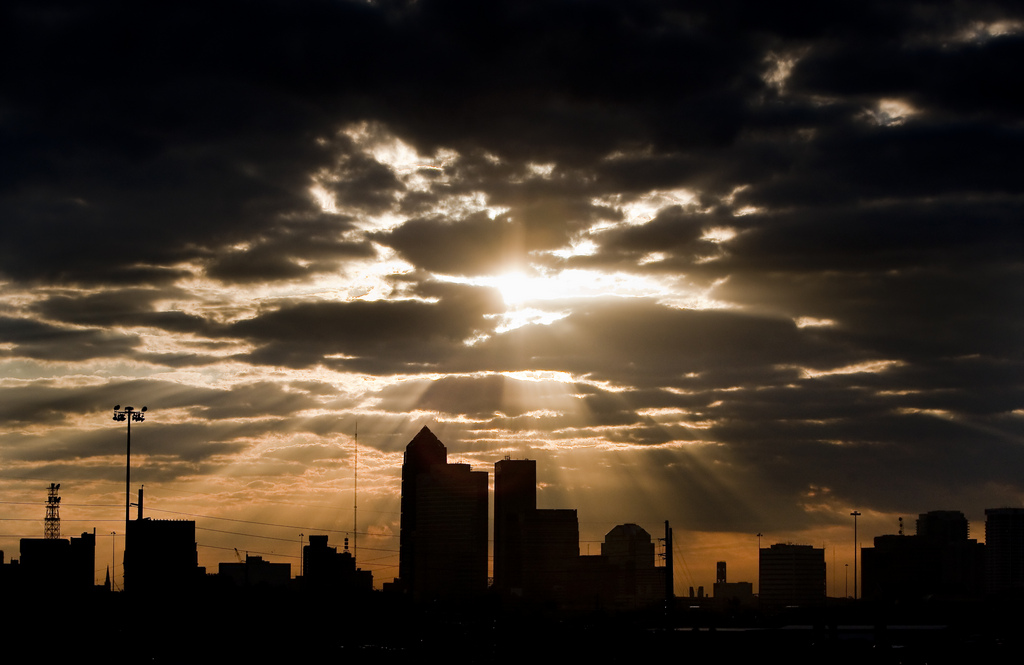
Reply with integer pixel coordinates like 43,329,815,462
44,482,61,539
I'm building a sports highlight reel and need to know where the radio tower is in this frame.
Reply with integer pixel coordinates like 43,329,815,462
44,483,61,539
353,423,358,560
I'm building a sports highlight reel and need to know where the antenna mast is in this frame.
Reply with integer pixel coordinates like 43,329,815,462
44,483,61,539
354,422,358,560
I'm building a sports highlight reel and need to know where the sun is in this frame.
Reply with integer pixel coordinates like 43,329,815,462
492,271,545,306
452,268,684,333
487,269,674,307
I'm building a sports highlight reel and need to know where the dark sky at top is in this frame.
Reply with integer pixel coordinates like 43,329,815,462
1,0,1022,587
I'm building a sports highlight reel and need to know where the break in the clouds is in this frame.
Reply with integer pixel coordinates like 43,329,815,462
1,0,1022,589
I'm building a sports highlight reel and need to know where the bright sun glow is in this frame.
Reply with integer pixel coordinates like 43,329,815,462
479,269,670,306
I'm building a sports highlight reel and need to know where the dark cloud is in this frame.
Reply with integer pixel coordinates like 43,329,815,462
790,28,1024,119
186,382,322,420
451,298,857,385
30,288,212,335
205,216,376,284
0,316,140,361
228,281,504,370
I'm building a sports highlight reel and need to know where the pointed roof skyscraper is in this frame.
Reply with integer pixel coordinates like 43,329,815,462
397,425,488,600
399,426,447,586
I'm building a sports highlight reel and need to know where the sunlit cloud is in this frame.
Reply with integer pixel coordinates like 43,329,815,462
310,184,339,214
638,252,668,265
499,370,575,384
342,121,457,176
940,19,1024,44
762,49,805,93
549,237,598,259
488,308,569,333
525,162,556,178
795,360,906,379
794,316,836,328
895,407,956,419
863,98,919,127
700,227,738,243
454,269,678,314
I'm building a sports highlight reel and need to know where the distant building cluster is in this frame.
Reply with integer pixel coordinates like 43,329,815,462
861,508,1024,602
3,426,1024,619
392,426,670,611
0,486,372,599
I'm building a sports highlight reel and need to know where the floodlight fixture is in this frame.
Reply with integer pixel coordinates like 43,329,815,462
113,404,150,542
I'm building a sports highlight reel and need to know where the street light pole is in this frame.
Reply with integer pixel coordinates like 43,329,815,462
110,531,119,591
850,510,861,600
756,532,763,597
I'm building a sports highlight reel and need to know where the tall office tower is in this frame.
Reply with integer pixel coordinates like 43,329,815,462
599,523,665,610
522,507,579,601
916,510,970,544
415,463,489,599
494,457,537,592
399,426,447,586
759,543,826,607
985,507,1024,595
399,426,488,600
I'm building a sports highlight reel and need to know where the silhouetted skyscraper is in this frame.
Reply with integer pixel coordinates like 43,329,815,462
759,543,825,607
494,457,536,592
494,457,580,603
522,507,579,602
599,523,665,611
916,510,969,544
398,426,487,600
399,426,447,587
985,507,1024,595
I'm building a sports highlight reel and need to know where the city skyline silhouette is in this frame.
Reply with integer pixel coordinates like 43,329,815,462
4,424,1024,664
4,424,1023,604
1,2,1022,659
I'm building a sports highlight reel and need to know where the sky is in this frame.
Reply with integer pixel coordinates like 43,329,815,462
1,0,1022,595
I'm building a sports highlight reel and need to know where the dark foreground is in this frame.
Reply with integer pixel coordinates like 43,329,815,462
5,590,1023,664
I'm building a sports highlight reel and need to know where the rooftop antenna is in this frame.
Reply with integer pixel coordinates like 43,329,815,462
44,483,61,539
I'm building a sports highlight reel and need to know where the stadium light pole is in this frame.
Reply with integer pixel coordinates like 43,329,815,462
113,405,147,537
